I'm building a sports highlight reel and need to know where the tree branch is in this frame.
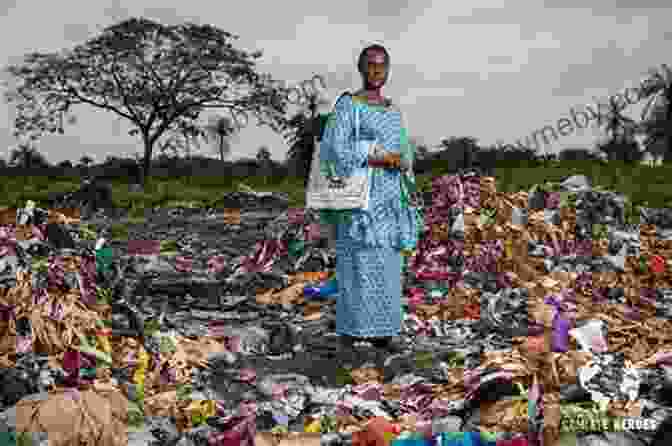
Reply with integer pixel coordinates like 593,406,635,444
110,62,144,125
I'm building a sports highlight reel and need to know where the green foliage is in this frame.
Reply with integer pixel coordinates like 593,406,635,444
335,367,355,386
2,160,671,212
414,351,434,369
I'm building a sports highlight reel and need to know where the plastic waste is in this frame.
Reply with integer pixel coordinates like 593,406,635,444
15,317,33,355
391,436,430,445
569,320,608,353
432,431,490,446
303,275,338,300
95,246,113,275
494,437,528,446
552,315,571,353
510,206,528,226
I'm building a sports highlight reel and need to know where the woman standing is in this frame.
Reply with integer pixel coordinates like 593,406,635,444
319,44,419,355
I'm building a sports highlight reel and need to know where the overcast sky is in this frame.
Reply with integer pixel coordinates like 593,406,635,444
0,0,669,165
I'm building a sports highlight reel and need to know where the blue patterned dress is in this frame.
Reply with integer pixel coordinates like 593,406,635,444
320,93,419,338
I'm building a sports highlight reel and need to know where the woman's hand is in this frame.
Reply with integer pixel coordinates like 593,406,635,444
368,148,411,171
383,153,411,172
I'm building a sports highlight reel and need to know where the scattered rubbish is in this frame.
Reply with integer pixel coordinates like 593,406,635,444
1,177,671,445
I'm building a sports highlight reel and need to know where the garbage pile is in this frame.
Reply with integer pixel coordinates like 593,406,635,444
0,172,672,446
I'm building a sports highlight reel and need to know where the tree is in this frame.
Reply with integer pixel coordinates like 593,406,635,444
256,145,271,162
591,95,640,164
79,155,93,167
256,145,272,185
57,160,73,168
155,134,182,159
3,17,291,187
284,112,315,184
410,137,429,159
8,142,49,169
594,95,638,154
639,64,672,164
438,136,480,170
596,138,643,164
283,79,330,186
203,114,238,162
559,147,601,162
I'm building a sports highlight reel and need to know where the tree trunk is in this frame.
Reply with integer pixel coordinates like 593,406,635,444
666,90,672,164
219,135,224,162
139,135,153,190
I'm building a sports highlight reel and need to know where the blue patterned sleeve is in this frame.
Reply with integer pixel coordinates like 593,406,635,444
321,94,367,178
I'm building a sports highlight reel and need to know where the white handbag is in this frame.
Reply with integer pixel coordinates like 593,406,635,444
306,95,374,211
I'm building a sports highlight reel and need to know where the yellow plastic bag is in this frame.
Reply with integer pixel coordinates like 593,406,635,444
304,418,321,433
187,399,216,426
132,349,149,387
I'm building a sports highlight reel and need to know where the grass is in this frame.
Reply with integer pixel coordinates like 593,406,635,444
1,160,671,213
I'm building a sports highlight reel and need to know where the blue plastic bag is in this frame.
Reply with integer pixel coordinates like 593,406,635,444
434,432,491,446
391,439,433,446
303,276,339,300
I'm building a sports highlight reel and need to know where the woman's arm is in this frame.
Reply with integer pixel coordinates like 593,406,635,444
367,105,411,171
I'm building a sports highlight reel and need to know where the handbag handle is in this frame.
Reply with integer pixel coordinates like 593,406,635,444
327,95,361,183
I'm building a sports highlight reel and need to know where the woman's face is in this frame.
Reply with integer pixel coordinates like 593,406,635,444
362,49,388,89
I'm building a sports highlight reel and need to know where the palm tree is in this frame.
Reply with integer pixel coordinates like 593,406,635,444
203,114,238,162
284,113,316,183
283,85,331,186
639,64,672,164
601,96,638,142
590,94,639,163
9,142,48,169
181,128,201,161
256,145,272,185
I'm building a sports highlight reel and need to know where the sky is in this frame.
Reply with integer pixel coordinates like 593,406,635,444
0,0,670,166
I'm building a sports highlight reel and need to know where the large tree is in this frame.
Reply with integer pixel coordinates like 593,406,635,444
2,17,291,187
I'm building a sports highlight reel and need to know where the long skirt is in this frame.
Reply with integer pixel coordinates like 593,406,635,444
335,239,402,338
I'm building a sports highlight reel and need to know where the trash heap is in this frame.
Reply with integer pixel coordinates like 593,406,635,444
0,172,672,446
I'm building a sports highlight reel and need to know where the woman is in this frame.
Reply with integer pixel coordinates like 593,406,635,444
319,44,420,355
